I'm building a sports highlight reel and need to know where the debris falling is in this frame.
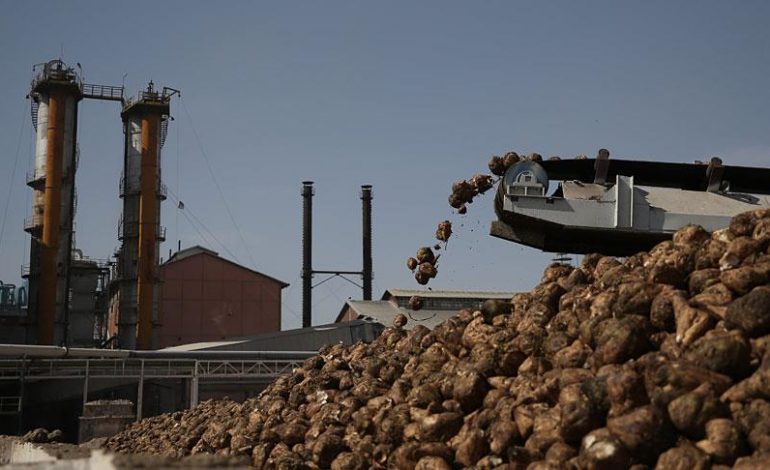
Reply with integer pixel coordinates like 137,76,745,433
409,149,543,287
435,221,452,244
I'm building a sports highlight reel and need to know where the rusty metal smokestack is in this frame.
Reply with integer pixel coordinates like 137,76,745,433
30,60,82,345
118,82,174,350
136,112,160,350
38,89,66,344
361,185,373,301
301,181,313,328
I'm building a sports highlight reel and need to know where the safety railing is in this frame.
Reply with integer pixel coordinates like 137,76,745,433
124,91,169,109
82,83,124,102
23,217,42,234
24,147,79,187
0,358,306,381
31,60,80,92
119,175,167,200
0,396,22,414
118,221,167,241
25,169,44,186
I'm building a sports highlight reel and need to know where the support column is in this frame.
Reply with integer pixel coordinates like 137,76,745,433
189,361,199,408
136,360,144,421
17,366,25,435
82,359,90,412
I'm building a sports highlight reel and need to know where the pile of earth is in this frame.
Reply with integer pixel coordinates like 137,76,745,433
107,209,770,469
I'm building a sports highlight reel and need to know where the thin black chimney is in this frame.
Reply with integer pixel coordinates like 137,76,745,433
361,185,373,300
301,181,314,328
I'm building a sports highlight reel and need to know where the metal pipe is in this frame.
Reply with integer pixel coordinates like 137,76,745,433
62,98,79,346
301,181,313,328
0,344,129,358
361,185,373,300
706,157,724,193
38,89,66,344
117,115,137,350
130,350,316,359
136,113,160,350
594,148,610,185
0,344,315,359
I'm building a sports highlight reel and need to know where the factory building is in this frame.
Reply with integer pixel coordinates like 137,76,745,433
14,59,181,349
153,246,287,349
66,253,111,347
11,59,287,352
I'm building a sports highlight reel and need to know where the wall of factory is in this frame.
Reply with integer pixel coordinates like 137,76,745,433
68,261,103,347
156,252,283,348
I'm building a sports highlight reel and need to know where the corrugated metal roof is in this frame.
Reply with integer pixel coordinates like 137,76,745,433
346,300,457,330
160,339,247,351
159,320,382,352
383,289,515,300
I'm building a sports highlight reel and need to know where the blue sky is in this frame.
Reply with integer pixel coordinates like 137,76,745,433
1,1,769,329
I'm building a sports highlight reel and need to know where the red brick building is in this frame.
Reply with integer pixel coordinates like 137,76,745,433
157,246,288,348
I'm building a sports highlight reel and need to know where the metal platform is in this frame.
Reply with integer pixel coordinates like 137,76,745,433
82,83,123,102
0,357,305,382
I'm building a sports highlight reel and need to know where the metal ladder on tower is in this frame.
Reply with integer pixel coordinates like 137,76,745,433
31,99,39,131
160,118,169,149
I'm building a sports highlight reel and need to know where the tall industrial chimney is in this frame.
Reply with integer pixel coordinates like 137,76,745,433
25,60,82,345
301,181,314,328
117,82,172,349
361,185,373,301
300,183,374,327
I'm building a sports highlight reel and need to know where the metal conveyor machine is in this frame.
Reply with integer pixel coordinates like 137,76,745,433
491,151,770,256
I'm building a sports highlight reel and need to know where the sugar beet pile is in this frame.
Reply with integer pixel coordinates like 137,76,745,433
107,214,770,468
